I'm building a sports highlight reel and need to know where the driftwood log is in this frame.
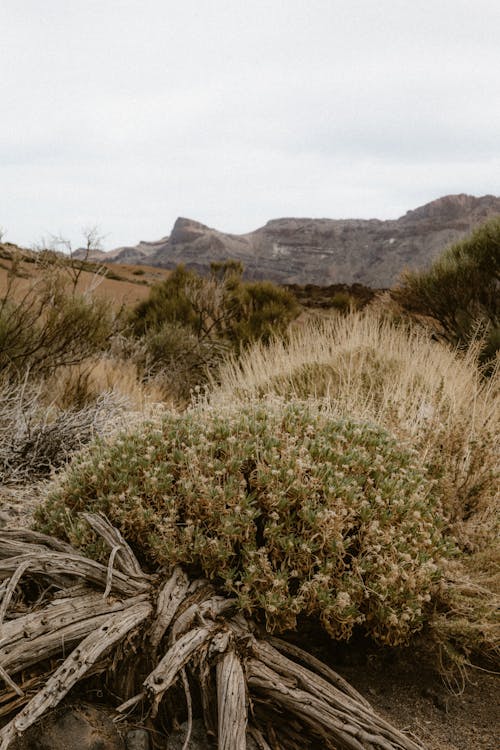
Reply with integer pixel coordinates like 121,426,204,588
0,514,425,750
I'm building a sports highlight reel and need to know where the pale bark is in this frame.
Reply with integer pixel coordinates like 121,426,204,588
217,648,247,750
0,519,426,750
0,601,152,750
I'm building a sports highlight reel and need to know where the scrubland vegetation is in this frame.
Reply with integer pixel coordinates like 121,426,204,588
0,223,498,748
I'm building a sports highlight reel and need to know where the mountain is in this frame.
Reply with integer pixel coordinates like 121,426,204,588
84,194,500,287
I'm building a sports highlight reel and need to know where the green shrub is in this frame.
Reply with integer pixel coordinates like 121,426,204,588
139,321,229,402
130,262,299,350
128,263,299,401
211,312,499,541
131,265,201,336
395,218,500,361
0,267,117,379
36,399,450,646
330,291,353,312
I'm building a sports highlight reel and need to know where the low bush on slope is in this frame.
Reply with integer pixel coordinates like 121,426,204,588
36,400,450,647
210,312,499,545
208,312,499,670
394,217,500,363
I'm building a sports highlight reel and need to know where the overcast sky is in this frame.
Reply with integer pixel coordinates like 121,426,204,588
1,0,499,250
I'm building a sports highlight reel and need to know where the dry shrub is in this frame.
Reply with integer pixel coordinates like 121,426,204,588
137,321,229,404
0,378,130,483
42,355,166,411
209,311,499,544
0,263,118,381
208,312,499,666
37,399,450,647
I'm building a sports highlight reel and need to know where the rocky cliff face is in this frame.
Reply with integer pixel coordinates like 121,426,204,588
99,194,500,287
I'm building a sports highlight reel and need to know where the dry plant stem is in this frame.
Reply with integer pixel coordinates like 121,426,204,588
0,669,22,700
104,545,122,599
0,528,77,554
81,512,147,580
149,566,191,655
180,668,193,750
0,593,150,675
216,648,247,750
0,520,427,750
253,640,416,749
247,657,421,750
145,623,218,717
0,601,152,750
268,636,371,708
247,725,273,750
0,561,31,629
0,551,148,597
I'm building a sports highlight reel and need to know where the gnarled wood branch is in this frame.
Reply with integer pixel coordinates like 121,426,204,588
0,518,425,750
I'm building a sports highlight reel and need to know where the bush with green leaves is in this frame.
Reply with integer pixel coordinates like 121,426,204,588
0,263,117,379
395,218,500,360
129,263,299,399
36,399,450,646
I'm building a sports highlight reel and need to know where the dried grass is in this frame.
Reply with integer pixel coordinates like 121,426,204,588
0,378,131,483
210,311,499,540
208,312,499,666
42,355,166,411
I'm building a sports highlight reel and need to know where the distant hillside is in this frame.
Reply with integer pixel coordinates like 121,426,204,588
84,194,500,287
0,243,171,308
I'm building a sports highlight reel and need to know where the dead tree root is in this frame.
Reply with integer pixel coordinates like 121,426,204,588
0,515,425,750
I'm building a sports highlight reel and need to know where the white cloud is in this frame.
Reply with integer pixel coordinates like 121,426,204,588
1,0,499,248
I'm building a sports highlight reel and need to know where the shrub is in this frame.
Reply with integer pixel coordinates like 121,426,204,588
394,218,500,361
210,312,499,543
137,321,229,402
36,399,450,646
128,263,299,400
42,354,165,411
0,264,118,379
0,380,128,483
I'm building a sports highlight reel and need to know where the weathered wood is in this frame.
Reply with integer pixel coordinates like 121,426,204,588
144,623,217,716
254,640,421,750
0,529,77,555
1,593,150,676
171,595,235,643
81,512,148,581
217,648,247,750
180,668,193,750
246,659,424,750
196,644,218,740
0,561,31,629
0,523,428,750
247,725,273,750
0,551,149,596
0,601,152,750
149,566,191,655
0,667,22,699
268,636,371,708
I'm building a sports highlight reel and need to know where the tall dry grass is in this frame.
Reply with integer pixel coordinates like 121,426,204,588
42,355,166,411
209,312,499,668
210,312,498,535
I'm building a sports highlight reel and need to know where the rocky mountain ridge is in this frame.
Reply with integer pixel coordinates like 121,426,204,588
81,194,500,287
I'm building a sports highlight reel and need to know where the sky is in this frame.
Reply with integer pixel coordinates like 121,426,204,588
1,0,499,251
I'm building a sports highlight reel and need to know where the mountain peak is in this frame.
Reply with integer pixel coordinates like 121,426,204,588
402,193,498,222
103,194,500,286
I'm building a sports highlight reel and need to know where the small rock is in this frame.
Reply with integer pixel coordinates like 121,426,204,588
166,719,214,750
11,704,125,750
126,728,150,750
422,687,448,713
166,719,258,749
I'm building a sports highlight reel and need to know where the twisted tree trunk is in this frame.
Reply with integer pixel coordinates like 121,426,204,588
0,515,425,750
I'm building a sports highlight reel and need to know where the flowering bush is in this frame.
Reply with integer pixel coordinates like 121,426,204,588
36,400,451,645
